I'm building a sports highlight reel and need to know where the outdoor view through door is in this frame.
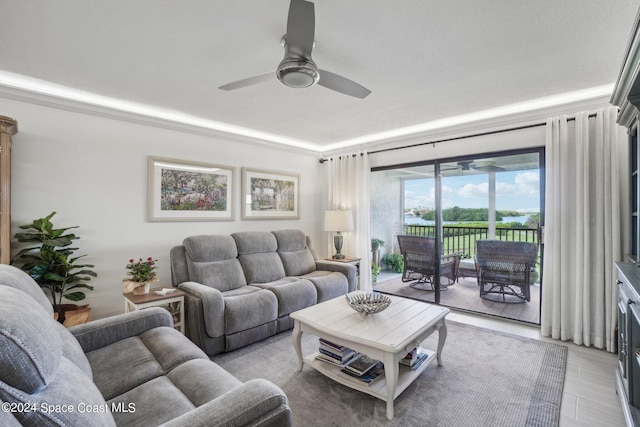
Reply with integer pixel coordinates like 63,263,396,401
371,149,543,324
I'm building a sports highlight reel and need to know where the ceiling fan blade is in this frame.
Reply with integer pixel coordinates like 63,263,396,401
219,72,274,91
286,0,315,59
318,69,371,99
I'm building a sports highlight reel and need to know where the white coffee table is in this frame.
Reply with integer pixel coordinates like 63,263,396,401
291,294,449,420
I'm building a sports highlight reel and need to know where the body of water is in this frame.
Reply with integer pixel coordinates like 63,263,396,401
404,214,533,225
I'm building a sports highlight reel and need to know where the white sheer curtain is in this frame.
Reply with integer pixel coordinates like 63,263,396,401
326,153,372,291
541,106,628,352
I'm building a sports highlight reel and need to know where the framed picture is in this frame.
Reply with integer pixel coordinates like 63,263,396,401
147,156,235,222
241,168,300,220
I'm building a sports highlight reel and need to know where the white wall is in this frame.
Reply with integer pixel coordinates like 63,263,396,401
2,97,325,319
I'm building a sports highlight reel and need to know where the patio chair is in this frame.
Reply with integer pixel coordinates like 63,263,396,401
475,240,538,303
397,235,460,290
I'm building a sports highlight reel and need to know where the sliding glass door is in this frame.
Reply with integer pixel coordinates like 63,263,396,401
371,148,543,324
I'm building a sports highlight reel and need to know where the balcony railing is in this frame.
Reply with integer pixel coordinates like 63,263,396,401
402,224,540,258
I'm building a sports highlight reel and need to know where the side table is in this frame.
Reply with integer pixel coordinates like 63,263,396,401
123,287,186,334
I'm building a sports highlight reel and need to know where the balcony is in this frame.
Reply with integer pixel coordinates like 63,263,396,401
374,223,541,324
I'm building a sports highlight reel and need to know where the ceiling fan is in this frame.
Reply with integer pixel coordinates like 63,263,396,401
471,160,505,172
219,0,371,99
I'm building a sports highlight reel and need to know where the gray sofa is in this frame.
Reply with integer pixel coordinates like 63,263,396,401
0,264,291,427
170,229,357,356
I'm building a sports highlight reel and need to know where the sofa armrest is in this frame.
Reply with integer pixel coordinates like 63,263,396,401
69,307,173,353
315,260,357,292
158,379,291,427
178,281,226,338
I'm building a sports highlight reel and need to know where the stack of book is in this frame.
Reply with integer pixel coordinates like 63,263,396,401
399,347,429,370
315,338,356,367
340,354,384,386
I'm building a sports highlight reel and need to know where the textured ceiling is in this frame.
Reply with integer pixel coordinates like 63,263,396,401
0,0,638,152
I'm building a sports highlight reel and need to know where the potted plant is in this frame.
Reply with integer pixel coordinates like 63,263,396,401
123,257,159,295
11,211,97,325
371,238,384,268
371,261,381,285
381,252,404,273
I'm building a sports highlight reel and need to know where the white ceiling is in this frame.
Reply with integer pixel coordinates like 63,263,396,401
1,0,639,153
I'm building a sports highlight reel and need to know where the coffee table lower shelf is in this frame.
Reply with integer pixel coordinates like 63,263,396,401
305,349,436,401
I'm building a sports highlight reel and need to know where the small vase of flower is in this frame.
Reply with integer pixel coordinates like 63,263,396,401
123,257,158,295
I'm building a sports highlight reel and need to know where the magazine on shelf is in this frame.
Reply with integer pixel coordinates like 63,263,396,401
343,353,380,376
400,347,428,367
400,348,429,371
319,338,350,353
340,361,384,386
316,350,356,367
319,345,355,361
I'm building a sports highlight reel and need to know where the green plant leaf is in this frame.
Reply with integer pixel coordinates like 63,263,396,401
65,284,94,291
63,292,86,301
73,269,98,277
12,212,97,309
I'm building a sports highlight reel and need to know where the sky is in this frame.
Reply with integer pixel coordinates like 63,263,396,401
404,170,540,213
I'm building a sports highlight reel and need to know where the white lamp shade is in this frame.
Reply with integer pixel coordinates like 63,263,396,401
324,210,354,232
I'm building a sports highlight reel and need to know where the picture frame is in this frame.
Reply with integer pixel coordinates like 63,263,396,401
241,168,300,220
147,156,235,222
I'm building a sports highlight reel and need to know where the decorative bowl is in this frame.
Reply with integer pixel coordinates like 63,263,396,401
346,292,391,314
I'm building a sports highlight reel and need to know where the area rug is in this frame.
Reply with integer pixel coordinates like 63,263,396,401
212,321,567,427
374,275,541,324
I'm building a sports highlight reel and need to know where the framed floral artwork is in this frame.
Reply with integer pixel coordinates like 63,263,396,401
147,156,235,221
241,168,300,220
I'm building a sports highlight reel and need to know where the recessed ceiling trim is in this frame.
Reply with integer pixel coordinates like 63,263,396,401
0,71,320,152
0,71,615,155
321,84,615,154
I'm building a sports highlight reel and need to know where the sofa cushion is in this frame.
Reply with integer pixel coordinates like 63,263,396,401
251,279,317,317
0,287,61,393
233,231,278,254
109,376,196,427
233,231,287,283
300,271,349,302
184,235,247,291
54,321,93,378
0,264,53,315
87,327,208,400
108,359,243,427
0,285,113,427
224,291,278,334
0,358,116,427
239,252,286,283
184,235,238,261
87,335,164,400
272,229,316,276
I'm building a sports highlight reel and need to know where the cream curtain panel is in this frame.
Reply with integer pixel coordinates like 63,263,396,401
326,153,372,291
541,106,628,352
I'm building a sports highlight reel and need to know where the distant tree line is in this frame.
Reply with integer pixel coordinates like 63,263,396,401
421,206,523,222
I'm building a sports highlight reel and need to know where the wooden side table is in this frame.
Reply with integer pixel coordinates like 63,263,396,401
123,287,186,334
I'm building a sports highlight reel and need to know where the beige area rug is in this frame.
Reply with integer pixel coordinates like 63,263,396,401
212,322,566,427
374,274,541,324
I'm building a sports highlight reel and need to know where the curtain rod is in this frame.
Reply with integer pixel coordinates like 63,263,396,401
318,112,599,163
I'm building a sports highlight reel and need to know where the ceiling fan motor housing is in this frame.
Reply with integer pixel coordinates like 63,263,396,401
276,58,320,88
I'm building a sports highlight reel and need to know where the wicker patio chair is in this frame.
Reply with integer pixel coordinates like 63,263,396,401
397,235,460,290
474,240,538,303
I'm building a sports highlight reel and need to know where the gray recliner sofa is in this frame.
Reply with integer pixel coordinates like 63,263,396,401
0,264,292,427
170,229,357,356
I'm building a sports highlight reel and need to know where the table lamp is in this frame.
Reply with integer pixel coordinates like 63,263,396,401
324,210,354,259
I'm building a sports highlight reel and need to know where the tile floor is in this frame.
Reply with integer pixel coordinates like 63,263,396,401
449,311,625,427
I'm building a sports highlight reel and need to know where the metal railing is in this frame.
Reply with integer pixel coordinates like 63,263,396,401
401,224,539,258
